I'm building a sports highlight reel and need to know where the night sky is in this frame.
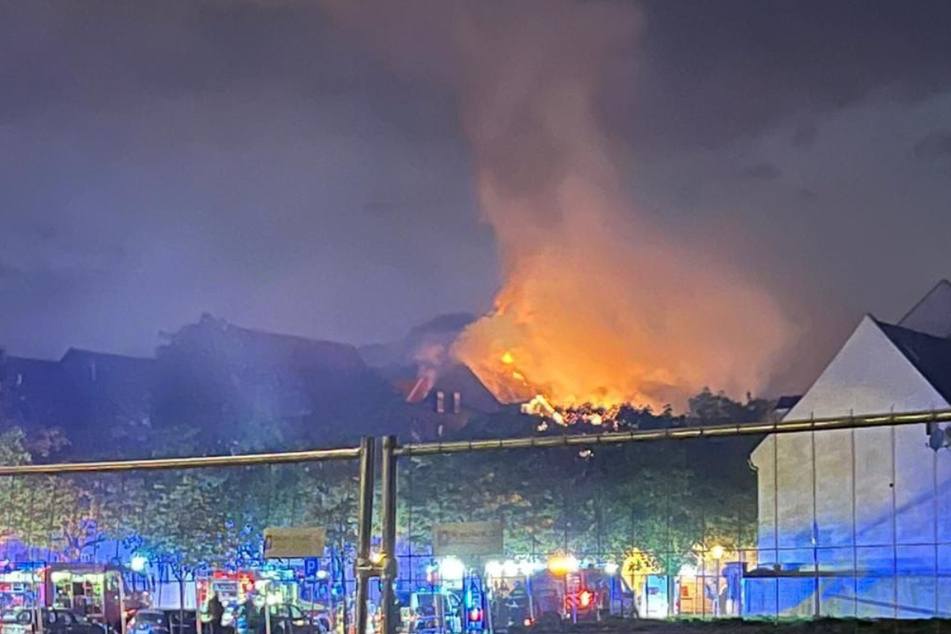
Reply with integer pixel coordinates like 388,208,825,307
2,0,950,396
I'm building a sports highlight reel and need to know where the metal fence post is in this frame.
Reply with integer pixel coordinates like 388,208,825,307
380,436,399,634
811,429,820,618
354,437,377,634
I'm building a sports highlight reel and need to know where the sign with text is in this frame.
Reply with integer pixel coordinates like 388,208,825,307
303,557,320,578
432,520,503,557
263,527,326,559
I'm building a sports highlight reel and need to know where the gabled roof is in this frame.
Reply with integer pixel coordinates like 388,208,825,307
60,348,156,378
877,320,951,403
164,315,367,376
60,348,154,364
430,363,501,414
388,362,500,414
782,314,950,422
898,279,951,338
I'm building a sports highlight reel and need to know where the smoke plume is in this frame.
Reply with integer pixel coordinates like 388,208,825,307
324,1,794,410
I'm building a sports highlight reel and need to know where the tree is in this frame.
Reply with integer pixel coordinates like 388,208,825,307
396,389,763,576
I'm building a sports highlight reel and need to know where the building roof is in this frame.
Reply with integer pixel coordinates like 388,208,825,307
877,320,951,403
0,355,69,428
773,395,802,411
430,363,501,414
60,347,155,366
898,279,951,338
389,362,500,414
161,315,368,380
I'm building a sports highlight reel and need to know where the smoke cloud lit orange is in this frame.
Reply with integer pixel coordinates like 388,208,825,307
323,0,794,411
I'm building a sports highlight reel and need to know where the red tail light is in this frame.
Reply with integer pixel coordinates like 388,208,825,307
578,590,593,609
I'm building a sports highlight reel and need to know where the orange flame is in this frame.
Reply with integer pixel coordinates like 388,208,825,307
318,0,795,412
445,4,793,412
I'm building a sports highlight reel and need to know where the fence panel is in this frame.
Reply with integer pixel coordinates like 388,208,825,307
0,458,362,634
394,420,951,627
1,412,950,633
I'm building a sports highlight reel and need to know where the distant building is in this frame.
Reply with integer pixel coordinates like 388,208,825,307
0,350,68,429
1,313,500,451
144,314,406,445
748,280,951,618
358,313,500,440
0,347,153,450
386,362,500,440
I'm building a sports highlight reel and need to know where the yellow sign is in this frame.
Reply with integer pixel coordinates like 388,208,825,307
433,520,503,557
263,527,327,559
621,549,658,592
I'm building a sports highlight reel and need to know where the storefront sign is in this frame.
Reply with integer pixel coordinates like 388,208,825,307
432,520,503,557
263,527,326,559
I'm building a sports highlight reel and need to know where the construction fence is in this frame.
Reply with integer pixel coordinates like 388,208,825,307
0,411,949,634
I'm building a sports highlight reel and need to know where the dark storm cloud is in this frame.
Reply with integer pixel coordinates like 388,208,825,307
0,0,491,358
614,0,951,152
0,0,459,142
914,133,951,160
1,0,951,399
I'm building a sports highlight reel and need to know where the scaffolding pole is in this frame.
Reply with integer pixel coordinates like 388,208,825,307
394,409,951,456
380,436,399,634
0,447,362,475
353,437,377,634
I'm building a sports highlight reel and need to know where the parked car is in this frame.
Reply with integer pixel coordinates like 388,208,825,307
1,608,113,634
0,608,33,634
261,604,326,634
408,592,461,634
128,610,199,634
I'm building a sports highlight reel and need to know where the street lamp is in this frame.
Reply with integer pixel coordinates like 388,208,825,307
130,556,147,573
710,546,724,617
547,554,578,575
440,557,466,583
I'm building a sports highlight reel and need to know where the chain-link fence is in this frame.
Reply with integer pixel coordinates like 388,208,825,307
394,436,757,627
0,413,949,634
0,452,364,634
391,415,951,628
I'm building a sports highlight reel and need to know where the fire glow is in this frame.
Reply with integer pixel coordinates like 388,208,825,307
445,1,792,414
321,0,794,414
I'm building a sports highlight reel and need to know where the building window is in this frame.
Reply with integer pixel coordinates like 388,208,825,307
453,392,461,414
435,391,445,414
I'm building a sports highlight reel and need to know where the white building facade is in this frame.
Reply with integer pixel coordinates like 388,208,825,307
748,281,951,618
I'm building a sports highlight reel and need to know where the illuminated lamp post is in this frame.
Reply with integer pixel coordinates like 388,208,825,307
710,546,724,617
130,556,147,573
547,555,579,624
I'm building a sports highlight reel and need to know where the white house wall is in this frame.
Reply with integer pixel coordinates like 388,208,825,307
749,316,951,617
